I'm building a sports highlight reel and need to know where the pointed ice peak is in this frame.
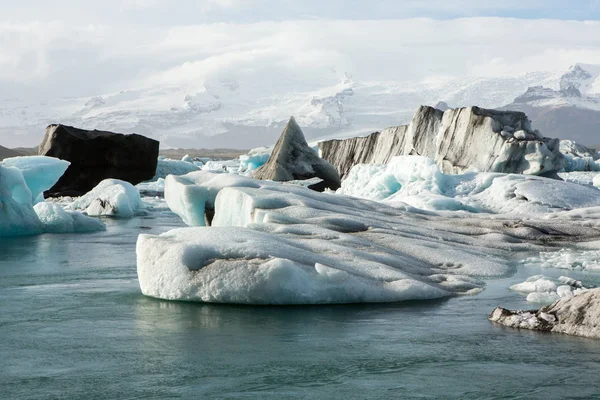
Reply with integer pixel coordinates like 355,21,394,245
278,116,309,148
253,116,341,191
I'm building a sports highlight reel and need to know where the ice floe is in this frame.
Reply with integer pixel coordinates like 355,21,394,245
138,169,600,304
70,179,147,218
151,158,200,181
509,275,588,304
523,249,600,271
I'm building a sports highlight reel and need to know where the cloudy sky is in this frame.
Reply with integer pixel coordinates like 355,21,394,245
1,1,600,146
2,1,600,98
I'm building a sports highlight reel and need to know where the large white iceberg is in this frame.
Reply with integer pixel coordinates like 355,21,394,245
71,179,146,218
138,169,600,305
1,156,70,203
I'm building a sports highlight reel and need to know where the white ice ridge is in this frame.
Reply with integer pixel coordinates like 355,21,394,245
70,179,147,218
509,275,588,304
138,170,600,304
337,156,600,214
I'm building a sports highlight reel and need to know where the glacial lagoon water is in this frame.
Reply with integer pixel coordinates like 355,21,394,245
2,207,600,399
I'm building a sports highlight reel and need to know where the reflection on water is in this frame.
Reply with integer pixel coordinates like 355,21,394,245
1,209,600,399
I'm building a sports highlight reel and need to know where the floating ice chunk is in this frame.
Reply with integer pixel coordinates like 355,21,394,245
137,178,165,195
153,170,600,304
201,159,240,173
137,226,463,305
510,275,557,293
510,274,588,304
338,156,600,214
181,154,194,163
238,146,271,173
1,156,69,203
526,292,560,304
165,171,261,226
523,249,600,271
0,165,43,236
151,158,199,181
34,202,105,233
71,179,146,218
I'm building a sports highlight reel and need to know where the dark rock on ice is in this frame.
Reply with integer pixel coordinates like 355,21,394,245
39,124,159,197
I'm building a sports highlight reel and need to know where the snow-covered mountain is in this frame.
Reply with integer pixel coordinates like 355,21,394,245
500,64,600,145
2,65,596,149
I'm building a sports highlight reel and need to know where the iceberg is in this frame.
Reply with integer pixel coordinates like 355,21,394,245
1,156,70,203
319,106,564,179
138,170,600,304
0,165,43,236
338,156,600,214
0,163,104,236
238,147,271,173
71,179,147,218
151,158,200,181
522,248,600,271
509,275,587,304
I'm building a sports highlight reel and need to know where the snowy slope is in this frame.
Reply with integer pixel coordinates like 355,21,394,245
0,67,579,149
500,64,600,145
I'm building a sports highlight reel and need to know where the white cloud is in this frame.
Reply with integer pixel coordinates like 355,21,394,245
2,17,600,99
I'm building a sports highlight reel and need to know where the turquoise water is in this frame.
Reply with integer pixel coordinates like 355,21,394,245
2,209,600,399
